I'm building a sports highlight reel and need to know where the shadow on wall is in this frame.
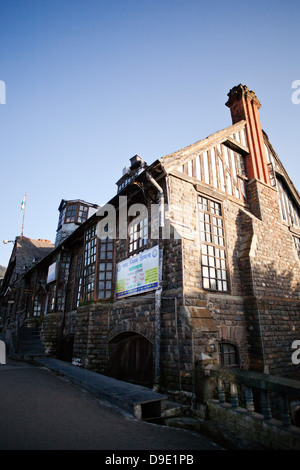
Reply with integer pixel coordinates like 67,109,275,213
234,207,300,377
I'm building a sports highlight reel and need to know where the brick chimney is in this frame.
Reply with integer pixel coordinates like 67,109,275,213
226,84,271,185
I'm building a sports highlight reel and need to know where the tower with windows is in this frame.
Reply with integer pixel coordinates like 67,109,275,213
55,199,99,247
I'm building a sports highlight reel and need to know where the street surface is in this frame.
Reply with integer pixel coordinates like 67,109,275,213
0,359,223,451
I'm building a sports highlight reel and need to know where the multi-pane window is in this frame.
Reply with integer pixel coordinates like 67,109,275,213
74,255,83,308
98,237,114,299
278,178,300,228
78,205,88,224
83,225,97,302
83,265,95,302
129,216,148,254
56,287,65,312
55,252,71,311
59,252,70,282
293,236,300,259
218,342,238,367
199,196,228,291
65,204,77,223
82,224,115,303
33,296,42,316
64,203,89,225
84,226,97,266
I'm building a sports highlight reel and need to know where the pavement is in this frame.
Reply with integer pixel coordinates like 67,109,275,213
2,355,232,449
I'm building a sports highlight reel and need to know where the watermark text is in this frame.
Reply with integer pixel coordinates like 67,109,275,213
0,340,6,364
0,80,6,104
292,340,300,365
291,80,300,104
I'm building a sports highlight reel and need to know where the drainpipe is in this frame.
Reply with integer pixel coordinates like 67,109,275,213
146,172,164,228
146,171,164,390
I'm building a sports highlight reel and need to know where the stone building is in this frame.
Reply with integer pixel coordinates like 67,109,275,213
0,236,54,351
1,84,299,403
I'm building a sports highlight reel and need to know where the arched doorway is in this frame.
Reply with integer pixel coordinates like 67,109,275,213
107,332,153,388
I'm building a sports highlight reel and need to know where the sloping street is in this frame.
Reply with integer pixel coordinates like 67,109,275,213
0,359,223,451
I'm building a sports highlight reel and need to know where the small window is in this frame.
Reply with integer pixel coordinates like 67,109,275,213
218,342,238,367
293,236,300,259
33,296,42,317
236,153,247,177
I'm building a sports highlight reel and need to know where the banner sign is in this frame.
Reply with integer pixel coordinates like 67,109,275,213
116,245,160,299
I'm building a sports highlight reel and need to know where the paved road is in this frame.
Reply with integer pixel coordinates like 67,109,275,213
0,360,223,451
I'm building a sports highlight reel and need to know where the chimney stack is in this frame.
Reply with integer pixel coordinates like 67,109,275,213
226,84,270,185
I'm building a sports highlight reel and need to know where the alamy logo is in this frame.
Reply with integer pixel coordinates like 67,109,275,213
291,80,300,104
0,80,6,104
0,340,6,364
292,340,300,365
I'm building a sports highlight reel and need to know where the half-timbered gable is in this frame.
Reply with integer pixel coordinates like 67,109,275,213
160,121,249,204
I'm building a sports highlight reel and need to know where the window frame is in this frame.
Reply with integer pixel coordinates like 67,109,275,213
81,223,116,303
74,255,83,309
82,225,97,302
198,195,229,292
33,295,43,317
64,202,89,225
97,236,114,300
218,342,239,367
128,212,148,256
293,235,300,259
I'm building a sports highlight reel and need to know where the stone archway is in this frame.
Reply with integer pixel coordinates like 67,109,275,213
106,331,153,388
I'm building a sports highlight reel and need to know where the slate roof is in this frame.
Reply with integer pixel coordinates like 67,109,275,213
0,236,54,293
13,236,54,273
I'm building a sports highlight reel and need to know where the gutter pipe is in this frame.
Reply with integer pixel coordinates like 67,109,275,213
146,171,164,390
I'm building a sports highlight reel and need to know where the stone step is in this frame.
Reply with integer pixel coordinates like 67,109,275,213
163,401,189,418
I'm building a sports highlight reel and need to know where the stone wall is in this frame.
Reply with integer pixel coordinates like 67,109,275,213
243,179,300,377
205,400,300,450
167,173,249,372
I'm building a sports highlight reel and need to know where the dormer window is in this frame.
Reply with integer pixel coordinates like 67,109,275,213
65,203,89,225
65,204,77,223
56,199,99,247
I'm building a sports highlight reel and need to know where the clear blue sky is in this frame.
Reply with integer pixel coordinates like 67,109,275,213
1,0,299,266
